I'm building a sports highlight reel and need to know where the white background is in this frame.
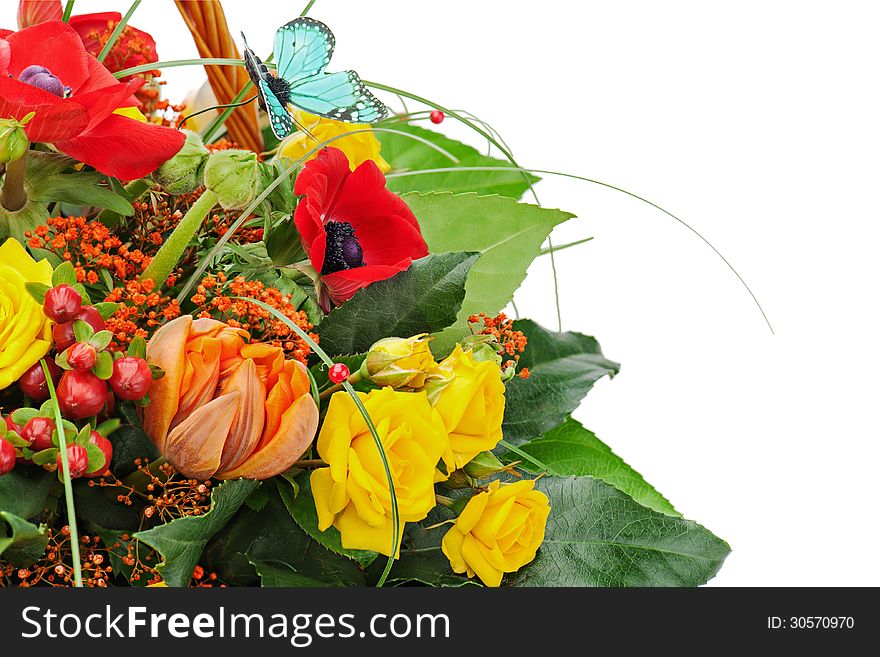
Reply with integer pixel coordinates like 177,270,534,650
4,0,878,586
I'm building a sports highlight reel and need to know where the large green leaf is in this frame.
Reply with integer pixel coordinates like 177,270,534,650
403,193,574,354
509,477,730,587
379,123,539,199
317,252,477,356
0,153,133,240
135,479,259,586
511,417,679,516
0,466,54,519
503,320,620,442
0,511,48,566
280,472,378,568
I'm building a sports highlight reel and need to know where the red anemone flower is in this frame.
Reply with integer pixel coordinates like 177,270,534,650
68,12,158,76
0,21,183,180
294,148,429,310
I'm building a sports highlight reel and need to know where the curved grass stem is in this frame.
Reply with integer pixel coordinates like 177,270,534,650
41,359,82,587
97,0,142,64
235,298,400,587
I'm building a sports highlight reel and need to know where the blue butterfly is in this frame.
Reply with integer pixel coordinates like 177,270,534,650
242,17,388,140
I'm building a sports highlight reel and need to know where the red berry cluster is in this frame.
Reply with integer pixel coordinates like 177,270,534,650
1,278,161,482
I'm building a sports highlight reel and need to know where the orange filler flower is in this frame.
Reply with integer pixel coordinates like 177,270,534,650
143,315,319,480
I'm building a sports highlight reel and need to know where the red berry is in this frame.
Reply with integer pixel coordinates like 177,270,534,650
56,444,89,479
109,357,152,401
18,360,62,402
85,431,113,478
57,370,108,419
0,438,15,476
4,415,23,437
328,362,350,384
22,417,55,451
67,342,97,372
52,306,106,351
43,284,82,323
430,110,445,124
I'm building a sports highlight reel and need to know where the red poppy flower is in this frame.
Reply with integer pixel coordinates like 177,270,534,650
294,148,429,310
0,21,183,180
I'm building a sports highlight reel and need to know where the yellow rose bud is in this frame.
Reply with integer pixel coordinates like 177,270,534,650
442,479,550,587
0,238,53,390
362,334,436,389
310,387,449,556
424,345,506,471
276,109,390,172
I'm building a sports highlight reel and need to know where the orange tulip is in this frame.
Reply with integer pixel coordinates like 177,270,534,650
143,315,318,480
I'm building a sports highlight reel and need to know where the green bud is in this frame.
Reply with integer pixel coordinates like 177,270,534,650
362,334,436,389
0,113,33,164
462,451,508,479
152,130,210,194
204,149,259,210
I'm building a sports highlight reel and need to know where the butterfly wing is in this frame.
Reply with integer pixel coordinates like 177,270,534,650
259,78,295,140
274,17,335,82
289,70,388,123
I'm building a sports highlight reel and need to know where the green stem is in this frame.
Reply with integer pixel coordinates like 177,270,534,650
498,439,552,474
41,359,82,588
319,371,362,399
140,189,218,286
0,153,27,212
299,0,318,16
237,298,401,587
202,84,252,143
62,0,75,22
539,236,594,256
113,58,246,79
97,0,143,63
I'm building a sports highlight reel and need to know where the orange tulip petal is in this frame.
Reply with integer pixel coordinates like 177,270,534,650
172,338,221,427
164,391,240,480
217,394,318,480
143,315,192,451
217,359,266,473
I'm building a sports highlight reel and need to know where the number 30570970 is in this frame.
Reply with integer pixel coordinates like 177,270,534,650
768,617,855,630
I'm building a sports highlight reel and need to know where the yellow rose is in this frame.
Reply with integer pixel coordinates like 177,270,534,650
0,239,53,390
442,479,550,587
426,345,506,470
311,387,449,556
276,109,390,172
362,334,437,389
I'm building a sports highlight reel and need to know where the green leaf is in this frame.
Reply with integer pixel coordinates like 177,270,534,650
265,216,307,266
510,417,679,516
74,480,138,531
126,336,146,359
52,261,77,287
85,443,106,474
317,252,478,356
0,511,48,566
508,477,730,587
379,123,539,199
248,558,339,587
403,193,574,354
72,318,95,343
371,521,478,587
280,472,378,568
89,330,113,352
10,408,39,427
94,302,120,320
93,351,114,380
25,282,49,304
502,320,620,442
0,466,54,519
31,449,59,466
135,479,259,586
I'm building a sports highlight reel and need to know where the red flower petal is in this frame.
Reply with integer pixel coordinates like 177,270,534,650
70,77,144,131
0,37,10,74
77,54,141,105
5,21,89,91
17,0,63,29
0,76,89,142
323,261,415,305
54,113,185,180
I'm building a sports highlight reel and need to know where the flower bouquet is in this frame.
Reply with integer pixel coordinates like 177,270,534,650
0,1,730,588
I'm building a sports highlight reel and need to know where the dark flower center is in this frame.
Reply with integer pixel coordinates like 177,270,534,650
19,65,67,98
322,221,364,275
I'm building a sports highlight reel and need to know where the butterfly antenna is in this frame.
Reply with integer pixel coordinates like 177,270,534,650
290,113,319,144
178,96,259,130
